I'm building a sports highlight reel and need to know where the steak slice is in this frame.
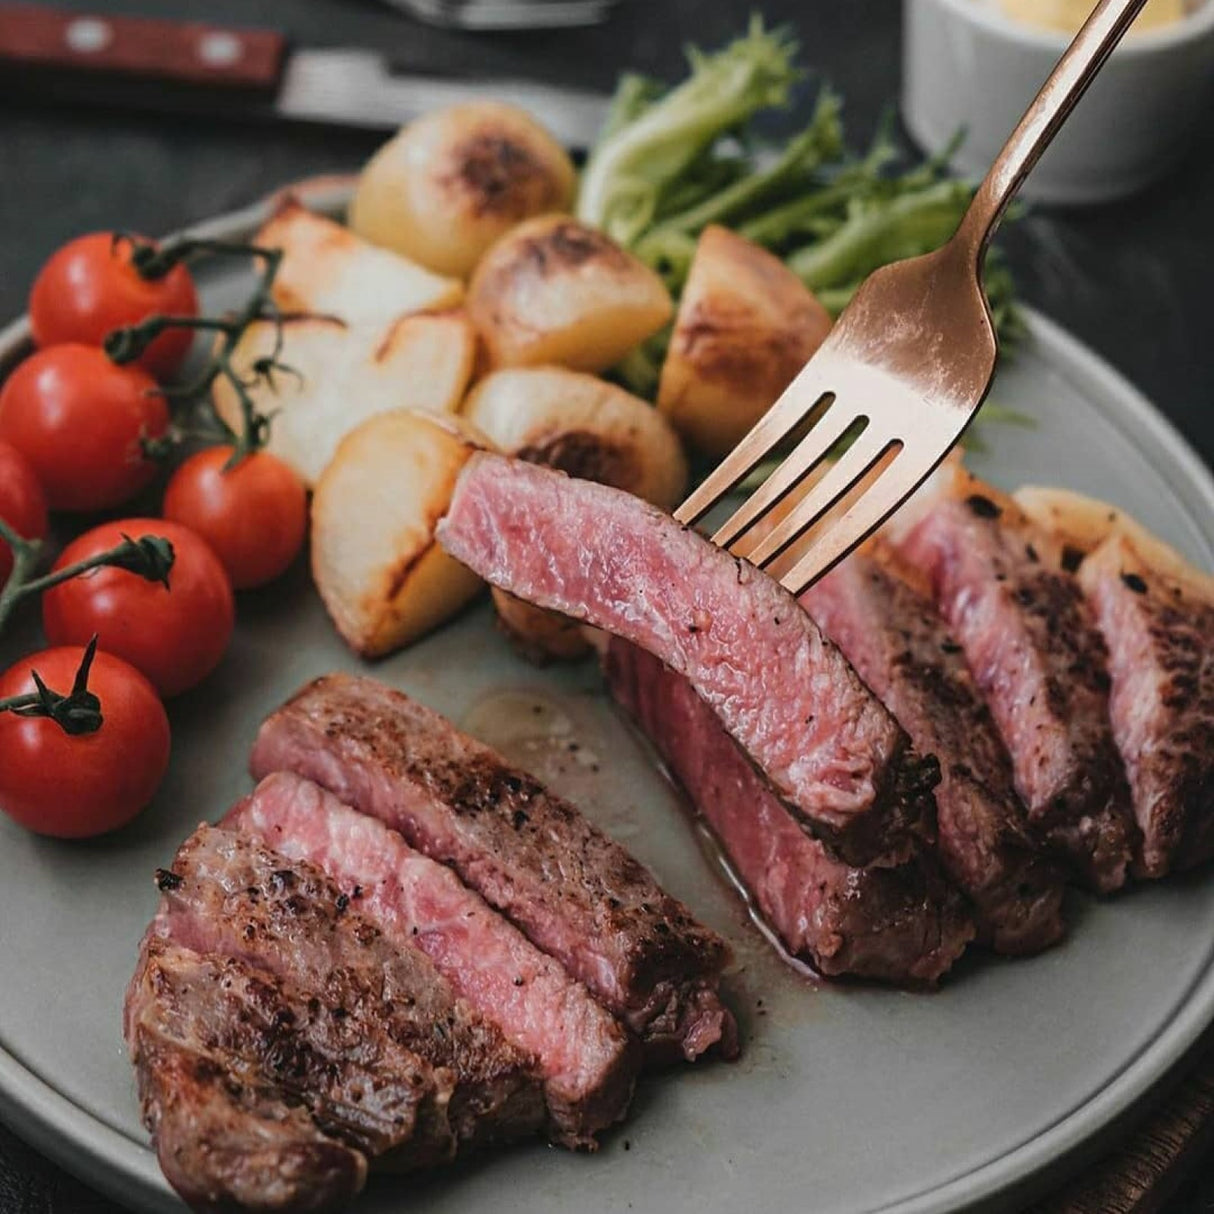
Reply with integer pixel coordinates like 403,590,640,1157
437,453,936,869
151,824,544,1151
895,488,1136,892
128,939,433,1168
803,555,1067,954
249,674,737,1063
226,772,640,1147
131,1028,367,1214
1079,536,1214,877
605,640,975,985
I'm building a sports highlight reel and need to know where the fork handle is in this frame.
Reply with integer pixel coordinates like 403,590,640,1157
955,0,1153,261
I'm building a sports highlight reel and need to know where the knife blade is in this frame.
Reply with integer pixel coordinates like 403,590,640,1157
0,4,610,149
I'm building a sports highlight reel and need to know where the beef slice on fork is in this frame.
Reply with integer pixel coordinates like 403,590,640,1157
436,452,939,870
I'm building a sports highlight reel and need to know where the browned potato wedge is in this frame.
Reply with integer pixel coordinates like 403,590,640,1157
657,224,833,458
311,410,491,657
257,199,463,321
1014,485,1213,592
461,367,688,510
490,591,595,664
467,216,672,373
349,103,576,278
213,311,476,487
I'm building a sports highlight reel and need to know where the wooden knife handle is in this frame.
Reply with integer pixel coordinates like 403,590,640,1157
0,4,286,94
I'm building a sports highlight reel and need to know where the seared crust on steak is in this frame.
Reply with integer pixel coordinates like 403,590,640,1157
132,1028,368,1214
128,940,435,1167
804,556,1066,954
226,773,640,1146
249,674,737,1063
895,488,1136,892
150,825,544,1152
606,640,975,985
1080,536,1214,877
437,453,936,869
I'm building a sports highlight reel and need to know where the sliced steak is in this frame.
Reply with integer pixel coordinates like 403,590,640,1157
131,1028,367,1214
803,555,1066,954
437,453,937,869
151,824,544,1151
249,674,737,1063
895,490,1136,892
128,939,434,1172
226,772,640,1147
1079,536,1214,877
605,640,974,985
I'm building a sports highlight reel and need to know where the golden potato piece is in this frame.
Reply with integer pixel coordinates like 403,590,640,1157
349,102,576,278
489,590,595,664
658,224,833,459
257,199,462,321
311,410,490,657
1014,485,1213,592
213,310,476,487
467,215,672,374
461,366,688,510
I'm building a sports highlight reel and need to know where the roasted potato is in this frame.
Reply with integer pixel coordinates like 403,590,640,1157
467,215,672,373
311,409,491,657
213,310,476,487
349,102,576,279
657,224,833,458
461,366,688,511
1014,485,1212,591
257,199,462,321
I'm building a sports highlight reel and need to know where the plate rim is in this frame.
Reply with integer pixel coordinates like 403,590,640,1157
2,185,1214,1214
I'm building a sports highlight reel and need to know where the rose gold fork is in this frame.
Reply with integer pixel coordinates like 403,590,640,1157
675,0,1153,596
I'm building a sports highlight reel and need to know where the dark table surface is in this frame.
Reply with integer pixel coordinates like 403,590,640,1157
1,1,1213,1211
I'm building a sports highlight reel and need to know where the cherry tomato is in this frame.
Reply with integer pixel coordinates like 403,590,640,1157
29,233,199,381
163,447,308,590
42,519,234,697
0,345,168,513
0,646,170,838
0,441,48,585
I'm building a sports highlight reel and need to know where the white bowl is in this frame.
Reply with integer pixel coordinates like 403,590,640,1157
901,0,1214,205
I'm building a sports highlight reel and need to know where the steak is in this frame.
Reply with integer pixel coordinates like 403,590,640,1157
803,555,1067,954
895,489,1136,892
605,640,975,984
131,1027,367,1214
437,453,937,869
226,772,640,1146
249,674,737,1063
149,824,544,1151
129,939,432,1161
1079,536,1214,877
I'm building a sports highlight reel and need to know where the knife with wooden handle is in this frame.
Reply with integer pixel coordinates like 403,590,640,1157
0,4,609,148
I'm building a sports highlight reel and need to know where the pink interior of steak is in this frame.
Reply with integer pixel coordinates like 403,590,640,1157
605,639,974,985
437,453,933,869
226,772,639,1146
1081,543,1214,878
249,673,737,1062
803,556,1066,955
896,494,1135,893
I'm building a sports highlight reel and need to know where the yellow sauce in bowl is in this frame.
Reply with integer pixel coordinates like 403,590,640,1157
998,0,1187,33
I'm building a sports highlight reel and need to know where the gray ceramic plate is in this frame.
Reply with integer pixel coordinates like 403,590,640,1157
2,182,1214,1214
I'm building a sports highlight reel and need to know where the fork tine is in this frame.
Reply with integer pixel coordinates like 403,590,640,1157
776,446,943,596
710,397,860,551
673,355,838,527
738,427,896,567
